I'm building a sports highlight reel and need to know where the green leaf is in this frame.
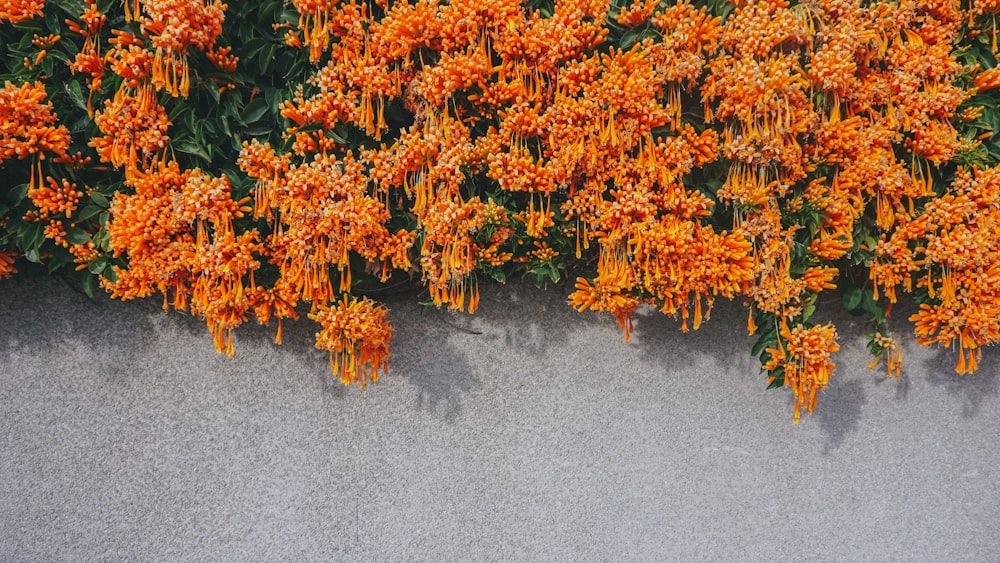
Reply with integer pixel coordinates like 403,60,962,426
88,256,107,274
101,264,117,283
244,126,275,137
7,183,28,206
242,98,269,124
19,222,44,250
802,301,817,322
90,191,110,208
487,267,506,284
206,81,221,103
49,0,88,16
81,273,94,300
258,44,278,71
750,323,777,357
66,80,87,112
766,368,785,390
64,228,90,245
25,248,40,263
75,204,104,222
843,286,863,311
265,87,286,114
860,290,880,315
47,253,69,273
175,141,211,163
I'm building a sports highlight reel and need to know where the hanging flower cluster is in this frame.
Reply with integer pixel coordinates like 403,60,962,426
69,1,265,360
763,320,840,423
873,165,1000,374
310,294,393,388
238,139,413,347
0,80,75,264
106,157,259,355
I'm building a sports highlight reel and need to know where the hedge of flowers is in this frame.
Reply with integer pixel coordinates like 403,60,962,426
2,0,998,421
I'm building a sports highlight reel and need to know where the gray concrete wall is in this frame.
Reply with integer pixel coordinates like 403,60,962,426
1,276,998,561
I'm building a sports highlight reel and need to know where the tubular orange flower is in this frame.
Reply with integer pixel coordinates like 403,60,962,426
569,276,639,341
763,321,840,423
135,0,228,96
802,266,838,293
90,87,170,172
309,294,393,388
615,0,659,28
0,0,43,23
974,66,1000,91
66,0,107,114
868,333,903,379
0,251,17,278
0,81,70,166
28,177,83,219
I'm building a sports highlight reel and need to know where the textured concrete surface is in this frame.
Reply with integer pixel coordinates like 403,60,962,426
1,275,998,561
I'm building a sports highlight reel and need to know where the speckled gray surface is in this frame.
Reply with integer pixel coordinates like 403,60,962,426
1,275,998,561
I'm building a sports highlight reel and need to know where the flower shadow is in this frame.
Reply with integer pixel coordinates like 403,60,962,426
919,344,998,419
877,299,999,419
628,295,871,449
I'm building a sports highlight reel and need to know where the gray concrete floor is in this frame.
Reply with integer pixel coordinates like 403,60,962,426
1,275,998,561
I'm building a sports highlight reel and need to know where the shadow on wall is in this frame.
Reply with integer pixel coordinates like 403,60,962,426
373,278,591,420
913,341,998,419
382,304,480,421
3,274,996,430
627,294,876,451
873,298,999,418
0,275,176,381
629,297,757,374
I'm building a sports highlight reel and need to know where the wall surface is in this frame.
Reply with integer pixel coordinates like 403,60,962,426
1,276,998,561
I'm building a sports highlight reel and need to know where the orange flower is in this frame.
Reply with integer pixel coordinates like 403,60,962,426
875,166,1000,373
90,87,170,172
907,120,960,166
802,266,838,293
28,177,83,219
0,81,70,166
867,333,903,379
569,276,639,341
615,0,659,28
0,251,17,278
106,158,264,356
0,0,43,23
132,0,228,96
974,66,1000,92
66,0,107,114
309,294,393,388
763,321,840,423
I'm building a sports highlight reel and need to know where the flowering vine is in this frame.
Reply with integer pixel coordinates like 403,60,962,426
1,0,999,422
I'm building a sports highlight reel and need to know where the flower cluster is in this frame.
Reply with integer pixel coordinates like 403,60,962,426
0,0,43,23
874,165,1000,373
134,0,227,96
0,81,70,171
310,294,393,388
105,157,259,356
147,0,1000,412
90,87,171,174
763,321,840,423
